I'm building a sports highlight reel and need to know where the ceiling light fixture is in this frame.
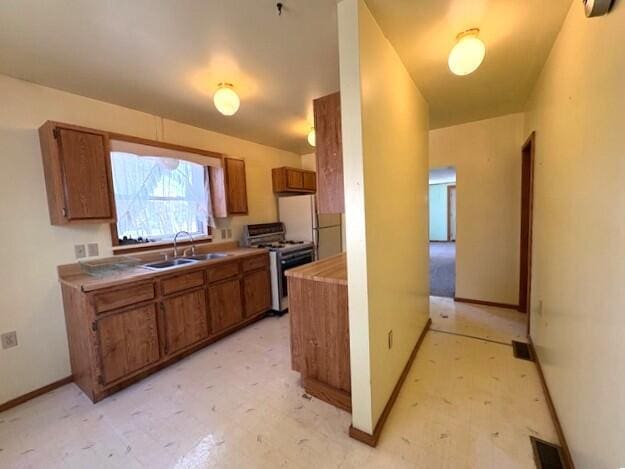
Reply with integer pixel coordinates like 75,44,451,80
448,28,485,76
213,83,240,116
307,128,316,147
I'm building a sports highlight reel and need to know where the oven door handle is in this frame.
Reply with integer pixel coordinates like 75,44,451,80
281,252,314,264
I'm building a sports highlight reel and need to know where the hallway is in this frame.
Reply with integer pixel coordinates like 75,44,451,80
429,242,456,298
0,298,554,469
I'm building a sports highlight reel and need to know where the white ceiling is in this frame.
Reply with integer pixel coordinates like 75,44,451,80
0,0,573,152
365,0,573,129
0,0,340,154
429,166,456,185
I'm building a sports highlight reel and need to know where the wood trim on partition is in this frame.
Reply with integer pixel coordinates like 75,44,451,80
349,318,432,447
0,376,73,413
528,338,575,469
454,297,519,311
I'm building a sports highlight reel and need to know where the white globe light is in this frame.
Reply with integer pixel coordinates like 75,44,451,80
213,83,240,116
448,30,485,76
307,129,316,147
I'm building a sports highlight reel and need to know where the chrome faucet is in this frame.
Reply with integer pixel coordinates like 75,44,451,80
173,231,196,258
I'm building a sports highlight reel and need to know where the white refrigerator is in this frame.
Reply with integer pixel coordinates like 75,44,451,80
278,195,342,260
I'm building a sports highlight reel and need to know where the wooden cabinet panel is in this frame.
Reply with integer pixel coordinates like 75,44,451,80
97,304,160,385
39,121,116,224
303,171,317,191
160,270,205,296
224,158,248,214
209,278,244,333
272,167,316,194
242,254,269,272
94,283,155,314
314,92,344,214
286,169,304,189
243,269,271,317
207,261,240,283
162,289,209,355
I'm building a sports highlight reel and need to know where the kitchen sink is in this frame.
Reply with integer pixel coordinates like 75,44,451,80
142,258,198,270
184,252,231,261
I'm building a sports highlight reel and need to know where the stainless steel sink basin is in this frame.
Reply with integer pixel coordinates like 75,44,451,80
184,252,231,261
143,258,198,270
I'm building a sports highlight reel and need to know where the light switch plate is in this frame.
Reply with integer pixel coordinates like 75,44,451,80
227,229,232,239
221,229,227,239
74,244,86,259
1,331,18,349
87,243,99,257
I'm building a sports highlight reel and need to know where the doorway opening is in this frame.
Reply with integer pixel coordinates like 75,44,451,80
429,166,456,298
519,132,535,333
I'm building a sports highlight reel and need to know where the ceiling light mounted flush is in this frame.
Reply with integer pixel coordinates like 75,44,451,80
213,83,240,116
448,28,485,76
307,128,316,147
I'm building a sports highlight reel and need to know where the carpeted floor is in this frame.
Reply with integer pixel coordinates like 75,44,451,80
429,242,456,297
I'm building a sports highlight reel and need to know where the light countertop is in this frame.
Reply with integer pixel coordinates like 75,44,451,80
285,253,347,286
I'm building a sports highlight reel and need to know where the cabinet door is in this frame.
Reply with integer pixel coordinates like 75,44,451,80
314,92,344,213
286,169,304,189
162,289,209,355
243,269,271,317
57,127,114,220
97,304,160,385
225,158,248,214
209,278,244,333
303,172,316,191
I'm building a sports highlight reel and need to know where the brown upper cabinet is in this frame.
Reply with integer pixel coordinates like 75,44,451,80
39,121,116,225
313,92,344,214
272,167,317,194
210,157,249,217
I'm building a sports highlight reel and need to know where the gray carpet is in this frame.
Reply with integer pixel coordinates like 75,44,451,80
429,242,456,298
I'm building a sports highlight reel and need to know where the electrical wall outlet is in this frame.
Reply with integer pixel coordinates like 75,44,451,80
87,243,99,257
227,229,232,239
221,229,227,239
1,331,18,350
74,244,86,259
388,330,393,350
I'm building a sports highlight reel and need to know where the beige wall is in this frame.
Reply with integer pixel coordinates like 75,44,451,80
338,0,430,433
0,74,301,404
524,2,625,467
429,113,525,305
300,152,316,171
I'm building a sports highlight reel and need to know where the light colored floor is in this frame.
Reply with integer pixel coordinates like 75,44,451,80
0,299,555,469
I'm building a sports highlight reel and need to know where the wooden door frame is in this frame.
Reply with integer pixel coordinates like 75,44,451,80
519,132,536,333
447,185,456,241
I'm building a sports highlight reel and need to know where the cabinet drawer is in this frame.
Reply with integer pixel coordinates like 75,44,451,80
242,254,269,272
161,271,205,296
94,283,155,313
207,261,240,283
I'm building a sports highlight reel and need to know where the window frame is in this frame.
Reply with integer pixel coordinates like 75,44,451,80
107,133,223,255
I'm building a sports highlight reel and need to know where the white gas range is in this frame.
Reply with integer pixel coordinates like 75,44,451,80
242,223,315,313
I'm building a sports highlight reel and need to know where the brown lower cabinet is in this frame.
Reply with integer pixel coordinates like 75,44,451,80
61,252,271,402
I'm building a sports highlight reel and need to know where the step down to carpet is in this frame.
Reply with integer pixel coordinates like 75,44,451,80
512,340,534,361
530,436,566,469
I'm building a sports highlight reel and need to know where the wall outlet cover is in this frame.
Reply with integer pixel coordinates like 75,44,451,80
74,244,86,259
1,331,18,349
87,243,99,257
221,229,227,239
227,229,232,239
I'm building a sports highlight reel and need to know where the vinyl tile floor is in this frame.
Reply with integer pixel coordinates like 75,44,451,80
0,299,555,468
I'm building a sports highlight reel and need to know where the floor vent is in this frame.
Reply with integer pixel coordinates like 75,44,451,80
530,436,566,469
512,340,534,361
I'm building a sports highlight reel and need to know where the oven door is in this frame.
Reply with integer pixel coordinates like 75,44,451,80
279,249,315,310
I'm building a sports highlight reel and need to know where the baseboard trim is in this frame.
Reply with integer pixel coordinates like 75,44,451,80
528,338,575,469
0,376,73,413
454,296,519,311
349,318,431,447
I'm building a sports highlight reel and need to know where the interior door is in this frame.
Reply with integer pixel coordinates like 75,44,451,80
447,185,457,241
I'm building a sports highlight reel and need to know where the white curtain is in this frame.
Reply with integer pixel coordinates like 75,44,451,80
111,151,215,242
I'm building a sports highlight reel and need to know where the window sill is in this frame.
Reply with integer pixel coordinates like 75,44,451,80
112,235,213,255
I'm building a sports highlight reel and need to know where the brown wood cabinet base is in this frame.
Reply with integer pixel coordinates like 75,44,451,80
61,251,272,403
89,310,267,402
